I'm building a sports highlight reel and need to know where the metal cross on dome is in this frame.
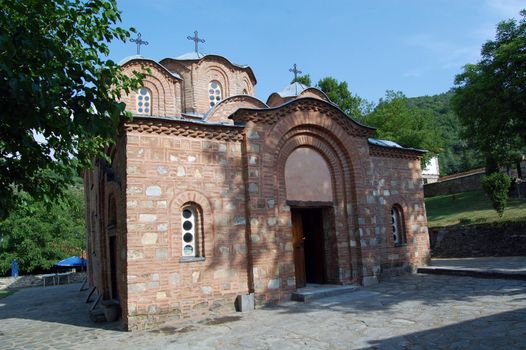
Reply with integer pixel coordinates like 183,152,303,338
130,32,149,55
187,30,205,53
289,63,302,82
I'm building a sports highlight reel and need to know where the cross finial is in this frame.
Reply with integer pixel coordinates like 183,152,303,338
130,32,149,55
289,63,302,82
187,30,205,53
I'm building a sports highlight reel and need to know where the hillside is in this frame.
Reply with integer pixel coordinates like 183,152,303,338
407,92,484,175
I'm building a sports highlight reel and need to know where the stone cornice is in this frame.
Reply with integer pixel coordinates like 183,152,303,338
369,145,424,160
124,117,243,142
230,97,376,138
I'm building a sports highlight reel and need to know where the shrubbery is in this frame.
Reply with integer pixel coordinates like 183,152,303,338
481,172,512,217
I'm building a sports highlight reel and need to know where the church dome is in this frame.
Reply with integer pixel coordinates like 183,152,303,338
175,52,206,60
276,82,309,98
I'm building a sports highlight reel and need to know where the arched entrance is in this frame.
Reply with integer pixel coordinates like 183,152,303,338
285,147,336,287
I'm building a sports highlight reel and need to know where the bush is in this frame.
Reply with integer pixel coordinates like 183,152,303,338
481,172,512,217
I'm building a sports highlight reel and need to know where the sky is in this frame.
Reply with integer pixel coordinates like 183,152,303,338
108,0,525,103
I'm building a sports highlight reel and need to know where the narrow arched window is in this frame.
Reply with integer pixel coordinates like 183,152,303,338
242,89,248,95
181,205,204,257
136,87,151,115
208,81,222,108
391,205,406,245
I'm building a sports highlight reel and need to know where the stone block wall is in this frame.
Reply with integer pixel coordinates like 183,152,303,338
429,221,526,257
124,122,250,330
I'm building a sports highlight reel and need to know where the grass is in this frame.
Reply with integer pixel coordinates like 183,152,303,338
425,190,526,228
0,289,15,299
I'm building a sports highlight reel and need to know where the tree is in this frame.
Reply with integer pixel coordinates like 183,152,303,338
317,77,371,121
292,74,312,86
0,179,85,275
364,91,443,166
452,10,526,173
0,0,144,218
408,92,484,175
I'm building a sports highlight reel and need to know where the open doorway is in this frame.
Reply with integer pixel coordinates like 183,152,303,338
291,207,327,287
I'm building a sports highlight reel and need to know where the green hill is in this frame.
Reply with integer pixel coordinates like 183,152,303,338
407,92,484,175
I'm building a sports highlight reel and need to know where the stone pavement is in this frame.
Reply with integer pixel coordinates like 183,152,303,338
1,274,525,349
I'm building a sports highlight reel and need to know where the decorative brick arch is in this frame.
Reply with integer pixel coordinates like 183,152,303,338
384,194,413,245
206,95,267,124
264,120,363,283
170,190,215,257
122,62,178,117
205,66,230,97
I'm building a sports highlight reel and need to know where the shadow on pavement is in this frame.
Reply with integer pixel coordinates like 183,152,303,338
268,274,526,315
0,283,124,331
356,308,526,349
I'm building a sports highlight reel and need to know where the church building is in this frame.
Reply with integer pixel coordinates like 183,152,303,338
84,36,430,330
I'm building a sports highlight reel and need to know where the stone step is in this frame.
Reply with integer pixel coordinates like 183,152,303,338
417,267,526,280
291,284,360,302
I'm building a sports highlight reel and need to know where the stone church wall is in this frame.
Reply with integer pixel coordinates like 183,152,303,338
369,156,431,276
123,123,249,330
84,133,129,323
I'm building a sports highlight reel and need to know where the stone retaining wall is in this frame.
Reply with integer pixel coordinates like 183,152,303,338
0,272,86,290
424,171,484,197
429,221,526,258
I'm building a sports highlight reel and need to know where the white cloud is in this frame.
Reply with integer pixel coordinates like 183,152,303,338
486,0,524,18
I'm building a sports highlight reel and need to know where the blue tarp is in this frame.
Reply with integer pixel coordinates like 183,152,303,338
54,256,87,267
11,259,18,278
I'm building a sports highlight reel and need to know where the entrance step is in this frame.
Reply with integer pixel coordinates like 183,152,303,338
417,266,526,280
291,284,360,302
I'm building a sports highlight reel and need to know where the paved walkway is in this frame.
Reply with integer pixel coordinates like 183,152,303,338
1,272,525,349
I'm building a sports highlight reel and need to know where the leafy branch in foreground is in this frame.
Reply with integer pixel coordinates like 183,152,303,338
0,0,145,217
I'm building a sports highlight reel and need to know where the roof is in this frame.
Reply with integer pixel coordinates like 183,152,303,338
131,114,244,128
163,53,257,84
118,55,182,79
175,52,206,60
368,138,426,153
276,82,309,97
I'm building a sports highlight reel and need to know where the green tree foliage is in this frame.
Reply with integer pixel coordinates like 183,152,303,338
408,92,484,175
452,10,526,172
0,0,144,218
0,179,85,275
317,77,372,121
292,74,312,86
481,172,512,217
364,91,443,166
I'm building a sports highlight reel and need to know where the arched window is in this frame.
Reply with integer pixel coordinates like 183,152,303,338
181,204,203,258
136,87,151,115
242,89,248,95
208,81,222,108
391,205,406,245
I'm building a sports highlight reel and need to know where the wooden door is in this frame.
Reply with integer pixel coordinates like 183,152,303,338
291,209,306,288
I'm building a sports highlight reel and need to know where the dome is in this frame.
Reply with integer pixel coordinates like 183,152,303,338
276,82,309,98
175,52,206,60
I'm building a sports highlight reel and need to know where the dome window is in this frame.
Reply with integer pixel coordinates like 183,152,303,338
208,81,222,108
136,87,151,115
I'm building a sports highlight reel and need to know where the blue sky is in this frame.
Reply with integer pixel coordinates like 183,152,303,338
109,0,525,103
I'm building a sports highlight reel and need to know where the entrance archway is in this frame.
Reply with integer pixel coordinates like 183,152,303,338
285,147,336,287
